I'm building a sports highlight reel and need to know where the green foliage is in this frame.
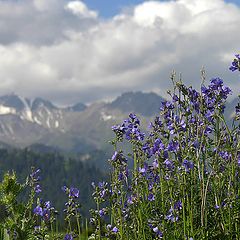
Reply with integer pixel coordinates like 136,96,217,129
0,172,34,239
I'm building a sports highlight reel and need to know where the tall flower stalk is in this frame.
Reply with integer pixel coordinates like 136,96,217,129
62,186,82,240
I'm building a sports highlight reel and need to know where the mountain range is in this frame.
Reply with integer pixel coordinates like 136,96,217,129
0,92,164,152
0,91,238,156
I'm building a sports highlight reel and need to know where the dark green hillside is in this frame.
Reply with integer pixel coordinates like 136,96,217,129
0,148,108,219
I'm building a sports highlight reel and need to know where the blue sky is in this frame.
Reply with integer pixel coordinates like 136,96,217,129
83,0,147,17
84,0,240,17
226,0,240,4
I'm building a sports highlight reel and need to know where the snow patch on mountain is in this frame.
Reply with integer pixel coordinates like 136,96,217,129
33,116,42,125
21,110,33,122
0,105,16,115
101,111,114,121
19,96,33,122
55,121,59,128
46,118,50,128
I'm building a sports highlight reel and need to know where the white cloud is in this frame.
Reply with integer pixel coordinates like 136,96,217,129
0,0,239,104
133,1,189,28
33,0,59,12
65,1,98,19
0,0,97,45
179,0,225,15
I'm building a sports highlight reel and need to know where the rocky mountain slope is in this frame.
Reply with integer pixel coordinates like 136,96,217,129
0,92,165,153
0,92,238,155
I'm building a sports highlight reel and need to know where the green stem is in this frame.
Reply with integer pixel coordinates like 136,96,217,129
76,215,81,240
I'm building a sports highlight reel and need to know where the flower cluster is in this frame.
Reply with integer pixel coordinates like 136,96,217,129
33,200,53,222
202,77,232,114
112,113,145,142
89,57,240,239
29,168,42,194
64,233,73,240
62,186,82,238
91,181,110,203
31,168,57,239
229,54,240,72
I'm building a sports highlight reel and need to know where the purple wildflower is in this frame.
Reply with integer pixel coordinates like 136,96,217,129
152,159,159,169
215,205,220,210
164,159,174,171
139,163,148,176
33,206,43,216
174,200,183,211
30,168,41,182
229,54,240,72
152,226,163,238
64,233,73,240
219,151,232,161
42,208,51,222
112,226,118,233
166,212,178,222
182,159,194,172
148,193,155,202
167,140,179,152
69,187,80,198
99,209,105,218
110,151,127,165
34,184,42,193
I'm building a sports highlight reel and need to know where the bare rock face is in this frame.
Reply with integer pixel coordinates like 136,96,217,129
0,91,180,151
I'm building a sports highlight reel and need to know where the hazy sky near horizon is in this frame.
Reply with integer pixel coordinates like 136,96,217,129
0,0,239,105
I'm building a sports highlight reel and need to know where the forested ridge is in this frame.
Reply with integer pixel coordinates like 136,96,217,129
0,148,108,219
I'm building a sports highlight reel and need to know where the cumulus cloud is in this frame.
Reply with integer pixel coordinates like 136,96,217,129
65,1,98,19
0,0,97,45
0,0,239,105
